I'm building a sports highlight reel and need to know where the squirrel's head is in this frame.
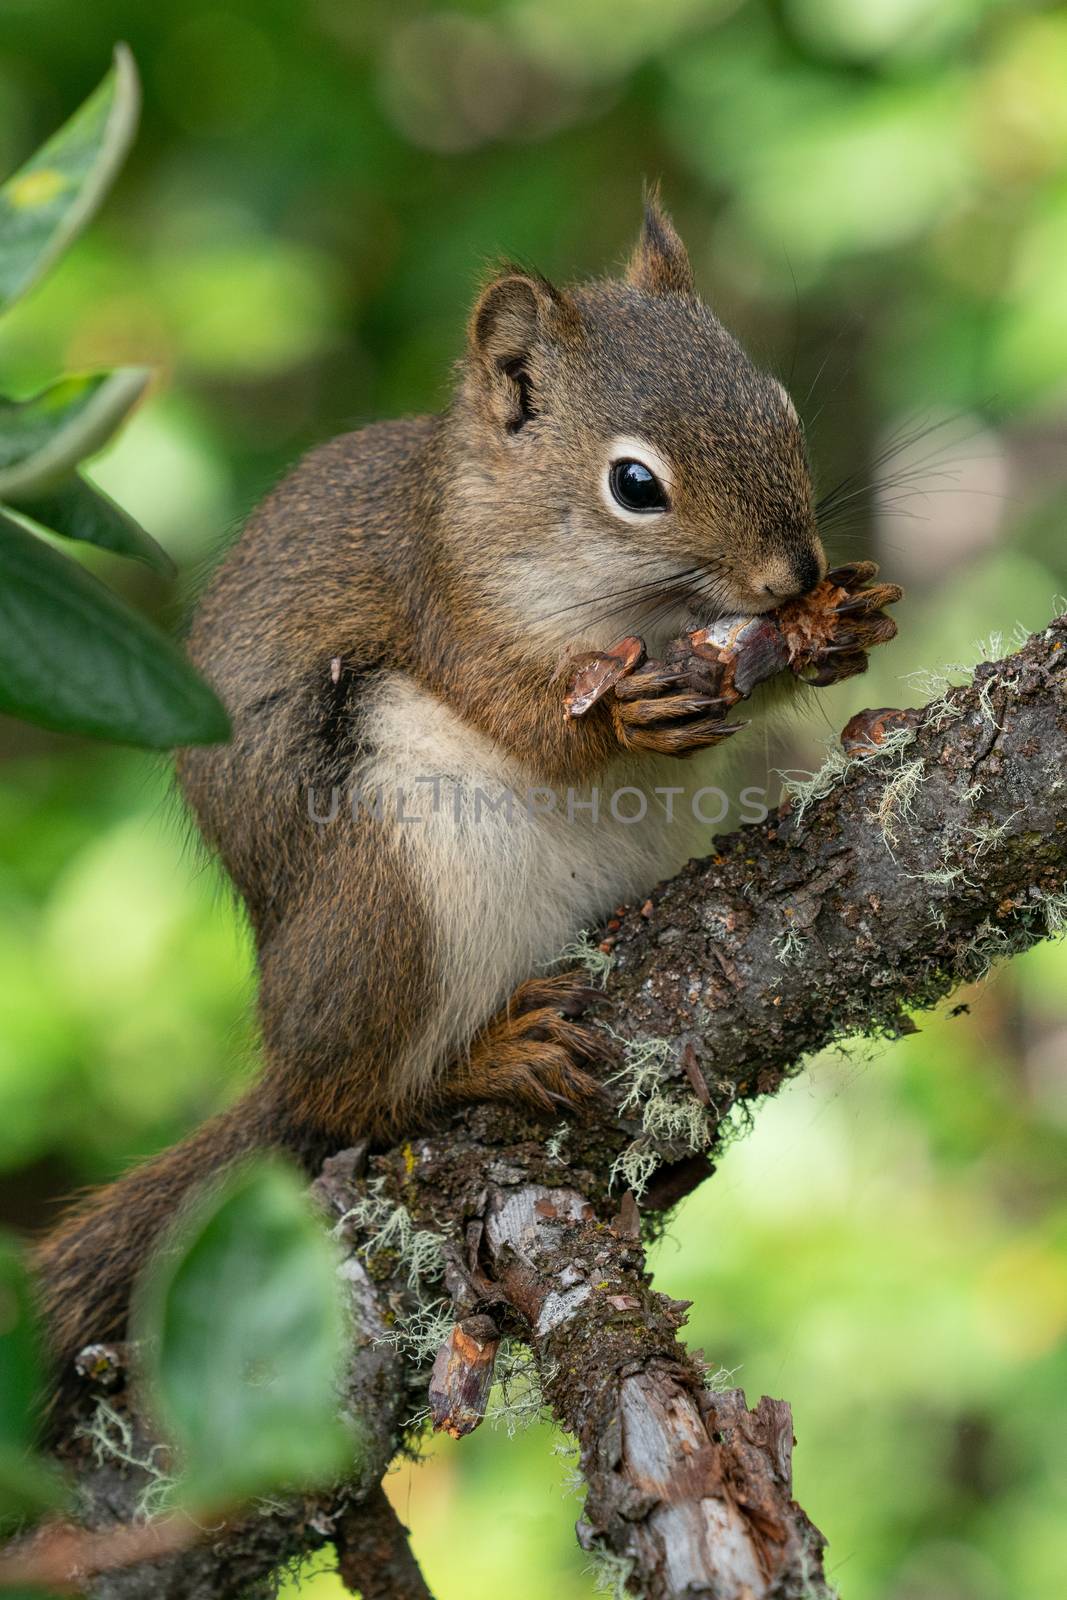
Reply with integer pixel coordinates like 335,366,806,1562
454,194,826,652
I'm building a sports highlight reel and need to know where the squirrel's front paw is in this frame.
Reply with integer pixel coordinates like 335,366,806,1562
563,635,746,757
609,663,747,757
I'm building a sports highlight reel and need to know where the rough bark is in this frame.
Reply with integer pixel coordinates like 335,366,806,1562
26,615,1067,1599
334,1486,434,1600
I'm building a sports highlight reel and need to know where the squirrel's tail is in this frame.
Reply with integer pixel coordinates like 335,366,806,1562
34,1087,322,1401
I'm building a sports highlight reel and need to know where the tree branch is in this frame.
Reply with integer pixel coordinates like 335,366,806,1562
601,614,1067,1116
32,614,1067,1599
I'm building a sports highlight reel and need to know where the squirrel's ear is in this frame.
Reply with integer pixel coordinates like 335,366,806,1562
468,269,576,432
626,193,694,297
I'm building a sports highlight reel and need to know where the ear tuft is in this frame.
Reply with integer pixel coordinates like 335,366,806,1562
468,268,575,432
626,189,695,297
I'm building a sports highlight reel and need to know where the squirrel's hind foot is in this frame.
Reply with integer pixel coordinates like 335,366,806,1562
450,971,614,1117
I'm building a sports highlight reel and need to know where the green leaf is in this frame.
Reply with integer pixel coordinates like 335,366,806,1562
0,510,229,748
0,1242,66,1535
0,1242,44,1449
7,473,174,577
135,1161,355,1511
0,1444,66,1535
0,370,150,501
0,43,140,313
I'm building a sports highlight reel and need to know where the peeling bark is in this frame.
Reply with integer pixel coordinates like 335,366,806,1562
488,1183,824,1597
427,1315,500,1438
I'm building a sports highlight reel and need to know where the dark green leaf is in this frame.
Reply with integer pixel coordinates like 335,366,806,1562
0,1242,44,1449
135,1161,354,1511
0,44,140,313
7,473,174,577
0,1243,66,1535
0,1444,66,1535
0,510,229,747
0,370,150,501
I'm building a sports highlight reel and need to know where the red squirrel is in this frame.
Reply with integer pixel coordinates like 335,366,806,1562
38,197,885,1388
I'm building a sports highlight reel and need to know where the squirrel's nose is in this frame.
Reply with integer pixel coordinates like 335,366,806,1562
753,549,824,602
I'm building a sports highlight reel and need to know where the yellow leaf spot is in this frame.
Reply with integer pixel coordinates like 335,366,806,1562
7,168,68,208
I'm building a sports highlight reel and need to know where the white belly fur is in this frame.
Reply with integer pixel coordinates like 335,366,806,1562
357,674,716,1089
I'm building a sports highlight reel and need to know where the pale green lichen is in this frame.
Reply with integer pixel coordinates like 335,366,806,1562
914,861,971,889
961,916,1014,980
545,1122,572,1163
483,1339,556,1437
870,755,927,853
337,1178,445,1289
558,930,614,986
587,1546,636,1600
608,1141,662,1198
552,1438,585,1500
909,808,1023,890
1032,885,1067,936
604,1032,676,1113
780,722,919,829
906,621,1031,733
963,812,1022,858
604,1032,712,1198
702,1361,742,1393
379,1297,453,1365
773,922,809,966
641,1091,709,1148
76,1399,176,1521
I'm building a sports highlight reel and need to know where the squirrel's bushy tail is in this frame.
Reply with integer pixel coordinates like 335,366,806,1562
35,1086,316,1401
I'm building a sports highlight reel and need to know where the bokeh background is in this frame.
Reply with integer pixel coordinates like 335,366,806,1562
2,1,1067,1596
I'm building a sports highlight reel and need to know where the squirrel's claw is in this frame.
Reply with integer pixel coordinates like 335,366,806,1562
801,653,869,687
613,710,749,756
607,644,747,753
833,583,903,619
451,971,614,1118
613,691,728,726
826,560,880,587
612,664,691,700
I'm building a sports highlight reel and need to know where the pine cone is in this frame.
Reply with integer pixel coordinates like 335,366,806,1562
563,563,902,722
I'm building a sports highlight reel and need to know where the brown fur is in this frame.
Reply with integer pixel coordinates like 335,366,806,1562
35,198,826,1389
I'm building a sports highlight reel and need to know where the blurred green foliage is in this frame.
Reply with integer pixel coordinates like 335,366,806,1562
0,1163,353,1551
135,1160,355,1510
0,1241,63,1535
0,1,1065,1596
0,48,229,748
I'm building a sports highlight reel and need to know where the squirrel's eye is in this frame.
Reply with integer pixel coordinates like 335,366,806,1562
610,458,668,513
